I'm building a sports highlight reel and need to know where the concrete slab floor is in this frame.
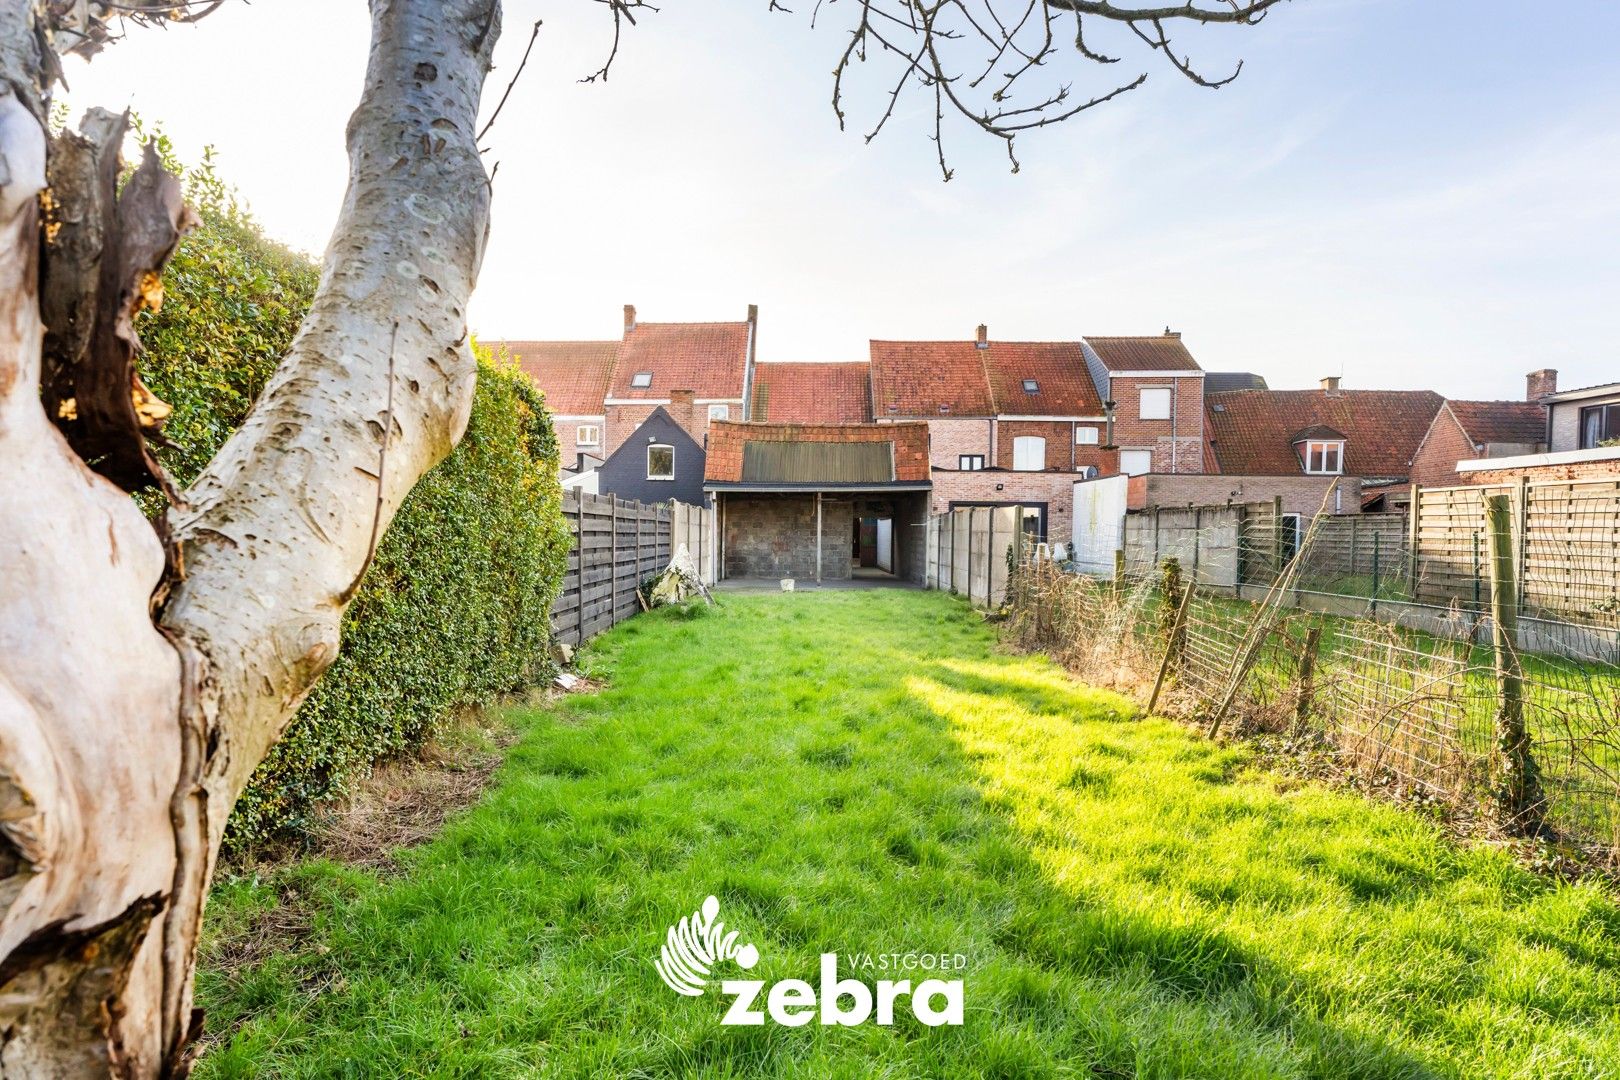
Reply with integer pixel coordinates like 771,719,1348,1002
714,576,924,592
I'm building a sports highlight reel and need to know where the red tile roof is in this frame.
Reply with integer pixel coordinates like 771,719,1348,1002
1445,400,1546,447
981,342,1104,415
752,363,872,423
705,421,930,484
500,340,618,416
1085,335,1202,372
869,341,996,417
1205,388,1444,479
609,321,751,400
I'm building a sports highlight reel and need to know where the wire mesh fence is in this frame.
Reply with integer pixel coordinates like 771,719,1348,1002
1007,479,1620,862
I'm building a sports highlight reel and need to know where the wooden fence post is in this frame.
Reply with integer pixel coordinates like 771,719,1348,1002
1147,573,1194,714
1485,493,1544,833
1113,548,1126,598
575,497,586,644
1271,494,1285,581
1406,483,1420,596
1292,623,1323,737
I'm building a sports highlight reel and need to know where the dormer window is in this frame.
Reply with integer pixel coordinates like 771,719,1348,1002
1303,440,1344,475
1022,379,1039,393
631,371,653,389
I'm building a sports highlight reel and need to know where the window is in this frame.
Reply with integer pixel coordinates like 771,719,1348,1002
1022,379,1039,393
575,424,600,447
1302,440,1344,475
1075,426,1099,445
959,454,985,471
1138,387,1172,420
1119,449,1153,476
630,371,653,388
1012,436,1046,471
708,403,730,421
646,444,674,480
1580,404,1620,449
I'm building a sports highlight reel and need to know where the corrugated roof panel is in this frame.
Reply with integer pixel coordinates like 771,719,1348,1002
741,440,894,483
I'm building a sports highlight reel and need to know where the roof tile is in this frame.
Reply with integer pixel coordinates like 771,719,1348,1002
500,340,618,416
752,363,872,423
1205,388,1444,479
1446,400,1546,446
1086,335,1202,372
705,421,931,484
609,321,751,400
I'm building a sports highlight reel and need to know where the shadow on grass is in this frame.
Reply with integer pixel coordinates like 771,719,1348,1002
196,592,1614,1080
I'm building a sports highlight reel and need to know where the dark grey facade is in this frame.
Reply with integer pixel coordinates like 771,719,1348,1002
596,407,708,506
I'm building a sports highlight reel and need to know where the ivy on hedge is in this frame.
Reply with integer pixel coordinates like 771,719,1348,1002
135,137,570,848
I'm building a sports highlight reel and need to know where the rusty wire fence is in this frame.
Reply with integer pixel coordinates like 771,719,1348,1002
1008,482,1620,860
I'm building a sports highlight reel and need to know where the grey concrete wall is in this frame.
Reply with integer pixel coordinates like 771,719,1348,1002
723,494,855,580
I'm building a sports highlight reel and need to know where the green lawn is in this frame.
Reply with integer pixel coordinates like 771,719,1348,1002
197,590,1620,1079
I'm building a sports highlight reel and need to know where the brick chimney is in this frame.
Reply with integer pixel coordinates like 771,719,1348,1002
1526,368,1557,401
1321,376,1341,392
975,324,989,350
623,303,637,333
668,389,697,439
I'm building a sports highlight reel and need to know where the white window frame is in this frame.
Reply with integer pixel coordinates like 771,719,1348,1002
1022,379,1039,393
646,443,675,480
959,454,985,471
1138,387,1172,421
1012,436,1046,472
575,424,601,447
630,371,653,389
1302,440,1344,475
1075,426,1099,446
1119,449,1153,476
707,403,730,421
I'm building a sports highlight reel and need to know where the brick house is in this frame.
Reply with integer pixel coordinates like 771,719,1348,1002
869,327,1133,543
1407,393,1547,489
1081,332,1208,476
1203,377,1445,511
503,302,759,475
704,421,932,583
1539,373,1620,452
504,339,617,470
1452,370,1620,484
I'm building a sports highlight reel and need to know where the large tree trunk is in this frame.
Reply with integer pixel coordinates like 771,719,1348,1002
0,1,501,1074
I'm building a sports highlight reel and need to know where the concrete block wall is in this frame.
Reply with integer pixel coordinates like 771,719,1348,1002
722,494,854,580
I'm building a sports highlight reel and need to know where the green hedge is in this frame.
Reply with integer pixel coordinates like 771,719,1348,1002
136,141,570,848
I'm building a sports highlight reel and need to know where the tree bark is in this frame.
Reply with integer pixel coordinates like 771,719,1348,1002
0,1,501,1074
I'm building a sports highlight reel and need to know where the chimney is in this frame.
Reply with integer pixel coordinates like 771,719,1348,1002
1321,376,1341,392
669,389,697,439
746,303,758,327
1526,368,1557,401
975,324,988,350
623,304,637,333
1164,326,1181,339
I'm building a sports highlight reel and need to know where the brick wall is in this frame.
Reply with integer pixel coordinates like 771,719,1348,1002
1134,473,1362,518
553,414,606,467
931,469,1084,543
1462,457,1620,485
915,416,994,468
997,420,1081,471
1409,409,1473,488
1110,373,1204,474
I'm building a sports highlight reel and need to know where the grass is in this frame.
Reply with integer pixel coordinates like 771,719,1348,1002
196,590,1620,1078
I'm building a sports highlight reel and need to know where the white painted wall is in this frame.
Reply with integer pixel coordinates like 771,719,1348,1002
1071,475,1129,576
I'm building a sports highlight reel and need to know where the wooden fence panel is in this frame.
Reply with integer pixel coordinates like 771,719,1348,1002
551,493,713,646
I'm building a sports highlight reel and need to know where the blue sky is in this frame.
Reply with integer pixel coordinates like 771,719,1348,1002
63,1,1620,399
